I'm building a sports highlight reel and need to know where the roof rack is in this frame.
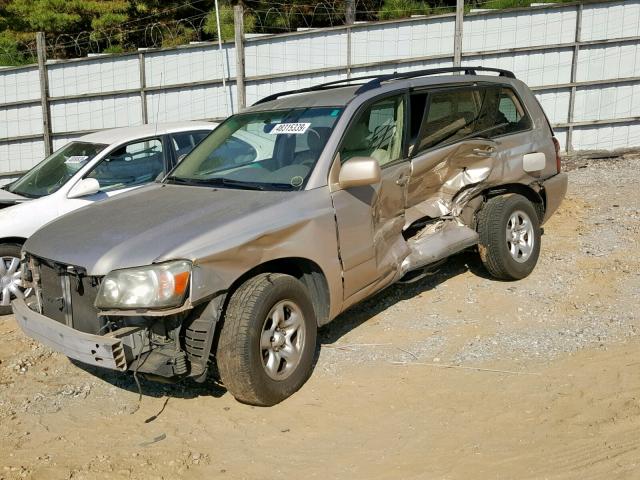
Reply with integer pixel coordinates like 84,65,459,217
253,66,516,106
354,66,516,94
253,75,384,105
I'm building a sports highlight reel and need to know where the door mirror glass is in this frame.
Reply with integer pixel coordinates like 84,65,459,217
338,156,381,189
67,178,101,199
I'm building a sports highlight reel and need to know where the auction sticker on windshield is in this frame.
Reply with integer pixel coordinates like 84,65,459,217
269,123,311,135
65,155,89,165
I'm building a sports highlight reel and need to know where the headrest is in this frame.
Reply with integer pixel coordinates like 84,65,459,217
343,120,371,151
307,127,332,153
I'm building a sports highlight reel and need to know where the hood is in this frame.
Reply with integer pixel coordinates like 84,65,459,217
0,187,28,208
25,183,301,275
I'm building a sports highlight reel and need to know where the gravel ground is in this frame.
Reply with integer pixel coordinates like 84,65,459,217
318,152,640,370
0,153,639,479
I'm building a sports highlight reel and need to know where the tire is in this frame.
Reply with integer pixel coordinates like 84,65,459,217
216,273,317,406
0,243,25,316
477,194,541,281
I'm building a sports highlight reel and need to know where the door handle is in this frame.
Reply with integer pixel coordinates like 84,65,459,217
395,174,410,186
472,146,496,157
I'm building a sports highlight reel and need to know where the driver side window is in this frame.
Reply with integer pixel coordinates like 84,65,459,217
340,95,405,167
87,138,165,192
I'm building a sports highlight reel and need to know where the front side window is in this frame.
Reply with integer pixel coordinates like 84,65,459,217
87,138,165,192
340,95,405,166
8,142,107,198
168,107,342,190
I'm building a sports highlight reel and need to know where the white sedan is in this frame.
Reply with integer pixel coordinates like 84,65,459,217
0,122,216,314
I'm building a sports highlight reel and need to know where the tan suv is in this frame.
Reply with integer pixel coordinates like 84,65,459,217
14,67,567,405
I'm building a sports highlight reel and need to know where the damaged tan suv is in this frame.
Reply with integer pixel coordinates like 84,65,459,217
14,67,567,405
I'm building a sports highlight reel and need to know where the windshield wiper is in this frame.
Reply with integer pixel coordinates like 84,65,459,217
206,177,267,190
165,176,213,187
214,178,298,191
166,176,264,190
5,188,39,199
167,176,295,191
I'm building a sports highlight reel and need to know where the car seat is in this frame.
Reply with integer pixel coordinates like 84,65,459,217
295,127,332,166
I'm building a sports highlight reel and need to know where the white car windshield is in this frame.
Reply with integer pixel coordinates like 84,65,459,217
8,142,107,198
167,107,343,191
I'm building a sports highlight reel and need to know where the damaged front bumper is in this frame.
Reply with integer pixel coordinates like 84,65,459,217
13,295,199,380
13,296,129,371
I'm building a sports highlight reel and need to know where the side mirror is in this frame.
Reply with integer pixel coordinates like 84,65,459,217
67,178,101,199
338,156,381,189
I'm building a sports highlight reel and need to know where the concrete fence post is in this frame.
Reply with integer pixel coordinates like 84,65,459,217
566,3,583,152
346,0,354,78
453,0,464,67
36,32,53,156
139,52,149,124
234,5,246,111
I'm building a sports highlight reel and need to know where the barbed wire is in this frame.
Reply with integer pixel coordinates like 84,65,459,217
0,1,503,63
0,0,585,66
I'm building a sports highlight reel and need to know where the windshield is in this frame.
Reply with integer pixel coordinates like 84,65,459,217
9,142,107,198
168,107,342,190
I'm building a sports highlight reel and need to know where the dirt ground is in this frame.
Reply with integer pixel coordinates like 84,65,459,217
1,154,639,480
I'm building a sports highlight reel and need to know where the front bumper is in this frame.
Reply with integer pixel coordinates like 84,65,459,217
12,297,127,371
541,172,568,224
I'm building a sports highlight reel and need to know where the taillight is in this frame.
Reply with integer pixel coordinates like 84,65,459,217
552,137,561,173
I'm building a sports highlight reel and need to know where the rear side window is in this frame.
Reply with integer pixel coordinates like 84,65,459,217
412,85,532,155
172,130,211,160
413,88,480,154
495,88,531,135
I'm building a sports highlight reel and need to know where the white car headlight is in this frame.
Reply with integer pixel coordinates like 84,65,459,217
95,261,191,310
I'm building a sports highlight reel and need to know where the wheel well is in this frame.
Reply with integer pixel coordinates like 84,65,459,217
481,184,545,223
0,237,27,246
224,258,331,326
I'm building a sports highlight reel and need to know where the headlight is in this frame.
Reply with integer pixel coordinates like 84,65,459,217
95,261,191,310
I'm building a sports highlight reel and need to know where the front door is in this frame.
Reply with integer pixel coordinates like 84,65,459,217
331,94,410,301
61,136,169,216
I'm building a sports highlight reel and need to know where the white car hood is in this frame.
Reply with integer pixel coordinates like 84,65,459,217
0,188,28,204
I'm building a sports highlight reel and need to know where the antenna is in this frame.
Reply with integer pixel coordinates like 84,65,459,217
214,0,231,118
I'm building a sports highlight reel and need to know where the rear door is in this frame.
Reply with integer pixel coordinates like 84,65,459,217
331,93,410,300
407,86,493,213
406,84,540,220
170,130,212,167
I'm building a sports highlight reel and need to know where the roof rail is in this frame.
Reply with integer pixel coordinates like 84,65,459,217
354,66,516,94
253,75,384,105
252,66,516,106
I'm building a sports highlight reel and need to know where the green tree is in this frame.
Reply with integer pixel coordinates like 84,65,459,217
0,0,579,65
204,2,256,41
379,0,431,20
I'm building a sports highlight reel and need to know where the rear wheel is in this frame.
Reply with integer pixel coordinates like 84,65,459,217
477,194,541,280
216,273,317,406
0,243,29,316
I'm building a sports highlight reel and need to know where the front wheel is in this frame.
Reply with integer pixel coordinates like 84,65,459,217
0,243,29,316
215,273,317,406
477,194,541,280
